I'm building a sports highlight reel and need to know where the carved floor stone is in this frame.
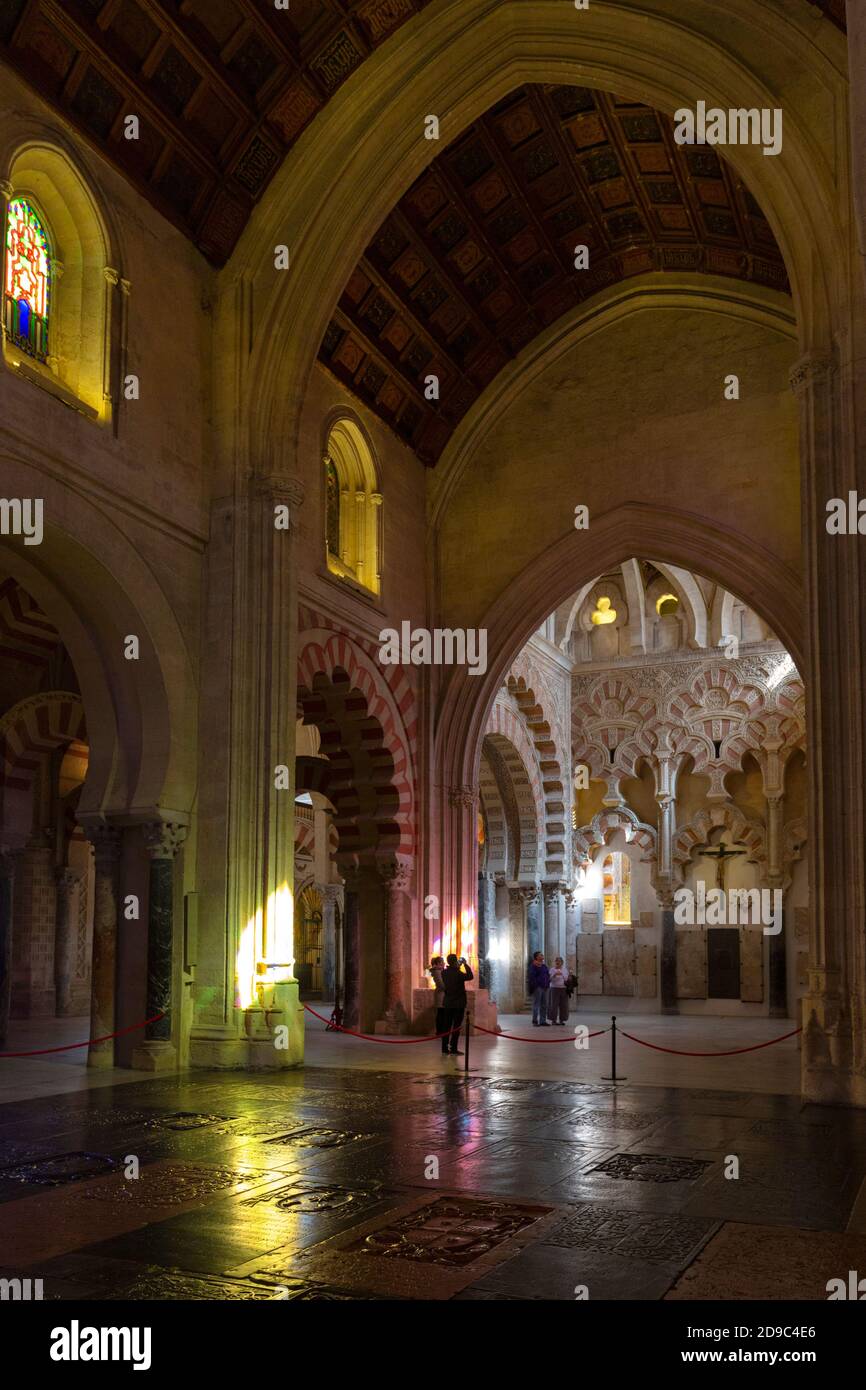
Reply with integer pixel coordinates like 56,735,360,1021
347,1196,550,1267
568,1109,666,1131
71,1162,279,1206
590,1153,713,1183
1,1151,118,1186
262,1127,377,1150
547,1203,716,1263
241,1180,388,1216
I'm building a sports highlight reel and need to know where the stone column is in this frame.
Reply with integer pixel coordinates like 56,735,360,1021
342,876,361,1030
192,471,305,1069
54,867,83,1017
85,825,121,1068
658,887,678,1014
564,888,581,973
321,883,342,1001
489,873,509,1005
132,821,186,1071
378,859,412,1031
525,886,542,961
763,794,787,1017
542,881,564,960
790,352,865,1104
477,870,495,991
0,852,16,1046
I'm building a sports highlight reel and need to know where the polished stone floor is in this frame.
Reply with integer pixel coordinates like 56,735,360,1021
2,1062,866,1301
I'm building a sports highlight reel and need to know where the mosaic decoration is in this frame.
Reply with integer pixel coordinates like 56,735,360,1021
348,1196,551,1267
589,1153,713,1184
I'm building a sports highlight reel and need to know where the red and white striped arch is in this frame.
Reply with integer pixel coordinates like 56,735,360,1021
0,691,87,791
297,623,416,857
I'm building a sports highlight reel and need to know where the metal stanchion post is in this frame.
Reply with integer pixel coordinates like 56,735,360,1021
464,1007,470,1075
601,1014,626,1082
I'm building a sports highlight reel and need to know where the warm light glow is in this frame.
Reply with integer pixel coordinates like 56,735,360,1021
591,596,616,626
235,883,295,1011
432,906,477,971
656,593,679,615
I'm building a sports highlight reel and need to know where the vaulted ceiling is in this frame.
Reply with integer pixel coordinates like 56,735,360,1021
319,85,792,465
0,1,846,271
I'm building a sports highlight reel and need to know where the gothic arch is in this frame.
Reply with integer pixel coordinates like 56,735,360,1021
229,0,842,467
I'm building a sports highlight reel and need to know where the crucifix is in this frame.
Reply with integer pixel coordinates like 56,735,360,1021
698,840,747,890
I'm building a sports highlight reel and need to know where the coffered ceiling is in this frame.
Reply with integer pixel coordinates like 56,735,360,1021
0,0,433,264
319,85,793,465
0,2,846,271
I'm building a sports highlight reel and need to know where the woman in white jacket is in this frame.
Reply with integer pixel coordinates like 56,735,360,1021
547,956,570,1025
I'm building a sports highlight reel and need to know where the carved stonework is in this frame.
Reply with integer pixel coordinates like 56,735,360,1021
448,785,477,810
143,822,188,861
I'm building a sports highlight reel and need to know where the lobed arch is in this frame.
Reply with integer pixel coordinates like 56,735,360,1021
506,670,568,878
672,804,768,885
226,0,844,467
574,807,657,870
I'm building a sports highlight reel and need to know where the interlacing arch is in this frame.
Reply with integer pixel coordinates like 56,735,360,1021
672,805,767,886
574,807,657,872
297,627,415,858
506,669,568,878
0,690,87,791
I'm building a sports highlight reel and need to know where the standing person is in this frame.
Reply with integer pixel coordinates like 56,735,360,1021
548,956,569,1025
428,955,447,1055
441,952,473,1056
528,950,550,1026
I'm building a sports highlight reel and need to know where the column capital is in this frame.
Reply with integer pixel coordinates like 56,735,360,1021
0,179,13,201
256,472,305,511
542,879,565,902
84,823,122,868
143,821,187,861
448,784,477,810
509,882,539,906
789,353,833,397
322,883,343,905
103,265,120,287
378,859,412,894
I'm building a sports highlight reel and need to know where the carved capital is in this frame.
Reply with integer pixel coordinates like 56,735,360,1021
257,472,305,510
103,265,120,287
542,880,565,904
448,784,477,810
143,821,187,861
378,859,412,894
510,883,539,907
0,179,13,201
789,354,833,398
84,824,122,870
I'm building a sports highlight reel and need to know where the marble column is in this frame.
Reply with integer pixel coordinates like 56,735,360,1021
477,871,495,992
0,852,15,1047
564,888,581,972
133,821,186,1071
525,887,542,961
658,888,678,1015
85,825,121,1068
542,881,564,960
380,860,412,1029
321,883,342,1002
489,873,509,1005
342,879,361,1030
765,794,788,1017
54,867,83,1017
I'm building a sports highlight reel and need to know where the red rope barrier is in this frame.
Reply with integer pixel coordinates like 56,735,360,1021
0,1013,167,1059
474,1024,608,1043
618,1025,802,1057
303,1002,461,1044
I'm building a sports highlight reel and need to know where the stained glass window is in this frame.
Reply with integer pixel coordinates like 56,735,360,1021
325,456,340,558
4,198,51,363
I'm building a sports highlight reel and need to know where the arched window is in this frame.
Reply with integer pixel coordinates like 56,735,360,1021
323,418,382,596
4,197,51,363
602,851,631,925
656,593,679,616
